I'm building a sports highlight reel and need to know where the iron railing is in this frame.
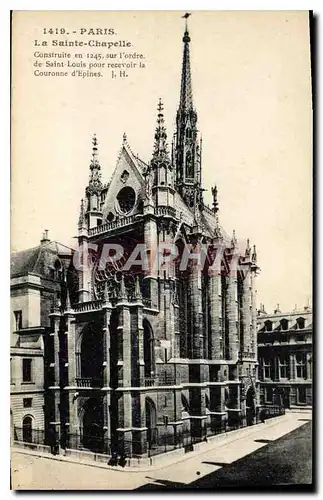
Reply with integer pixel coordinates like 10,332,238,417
13,426,46,446
75,377,103,388
88,214,136,237
12,405,285,462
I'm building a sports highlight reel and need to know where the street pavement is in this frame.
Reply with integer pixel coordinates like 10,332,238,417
11,410,312,490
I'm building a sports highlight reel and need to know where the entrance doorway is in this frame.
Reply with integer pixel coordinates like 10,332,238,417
81,398,104,453
22,416,33,443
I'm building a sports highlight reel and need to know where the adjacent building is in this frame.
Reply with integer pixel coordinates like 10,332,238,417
257,304,312,408
10,233,74,443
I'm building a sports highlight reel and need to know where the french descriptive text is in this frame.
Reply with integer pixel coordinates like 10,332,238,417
31,27,147,79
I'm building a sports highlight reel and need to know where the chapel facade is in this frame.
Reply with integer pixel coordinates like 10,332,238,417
46,21,261,457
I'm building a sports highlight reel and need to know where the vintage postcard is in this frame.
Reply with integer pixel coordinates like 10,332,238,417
10,10,313,490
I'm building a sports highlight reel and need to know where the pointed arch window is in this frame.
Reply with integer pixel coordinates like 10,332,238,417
143,320,155,380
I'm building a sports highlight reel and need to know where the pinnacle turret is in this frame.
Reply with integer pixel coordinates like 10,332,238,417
87,134,102,194
152,98,170,160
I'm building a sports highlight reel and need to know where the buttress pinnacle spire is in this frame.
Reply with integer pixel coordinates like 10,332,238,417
78,198,86,230
152,98,169,160
87,134,102,193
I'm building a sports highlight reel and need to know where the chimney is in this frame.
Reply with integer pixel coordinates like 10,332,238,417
40,229,50,245
274,303,281,314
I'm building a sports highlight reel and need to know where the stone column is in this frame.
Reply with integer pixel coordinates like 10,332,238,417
242,267,252,353
48,310,61,449
143,211,159,310
102,299,112,450
226,273,239,361
250,270,258,355
208,271,222,359
64,310,79,439
77,230,91,303
188,241,204,359
132,392,148,455
65,315,76,388
116,299,132,455
306,352,312,380
289,353,296,380
133,295,144,386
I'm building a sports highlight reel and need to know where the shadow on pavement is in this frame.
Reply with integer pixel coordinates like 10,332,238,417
136,477,185,490
201,461,229,467
135,422,313,491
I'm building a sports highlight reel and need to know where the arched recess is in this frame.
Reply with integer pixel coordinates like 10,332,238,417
22,415,33,443
143,319,155,379
80,398,104,452
77,322,103,386
145,397,157,447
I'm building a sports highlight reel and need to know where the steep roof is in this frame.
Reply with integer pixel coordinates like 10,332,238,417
11,241,73,278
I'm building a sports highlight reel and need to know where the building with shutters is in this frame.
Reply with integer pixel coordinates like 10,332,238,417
257,304,312,408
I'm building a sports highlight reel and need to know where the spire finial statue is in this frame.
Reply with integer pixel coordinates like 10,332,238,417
252,244,257,263
211,185,219,214
245,238,251,258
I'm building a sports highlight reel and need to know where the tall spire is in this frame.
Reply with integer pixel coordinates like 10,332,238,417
179,19,193,112
175,13,203,208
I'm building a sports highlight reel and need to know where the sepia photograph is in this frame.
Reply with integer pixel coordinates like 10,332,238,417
10,10,313,490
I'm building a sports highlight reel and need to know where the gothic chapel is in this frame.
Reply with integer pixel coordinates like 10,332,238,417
48,20,260,458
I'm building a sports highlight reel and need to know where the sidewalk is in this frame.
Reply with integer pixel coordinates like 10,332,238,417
12,409,311,475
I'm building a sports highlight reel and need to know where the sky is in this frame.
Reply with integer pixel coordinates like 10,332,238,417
11,10,312,314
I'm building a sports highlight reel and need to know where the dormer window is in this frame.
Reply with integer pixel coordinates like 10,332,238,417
54,260,62,281
297,317,306,329
264,320,272,332
280,318,289,331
